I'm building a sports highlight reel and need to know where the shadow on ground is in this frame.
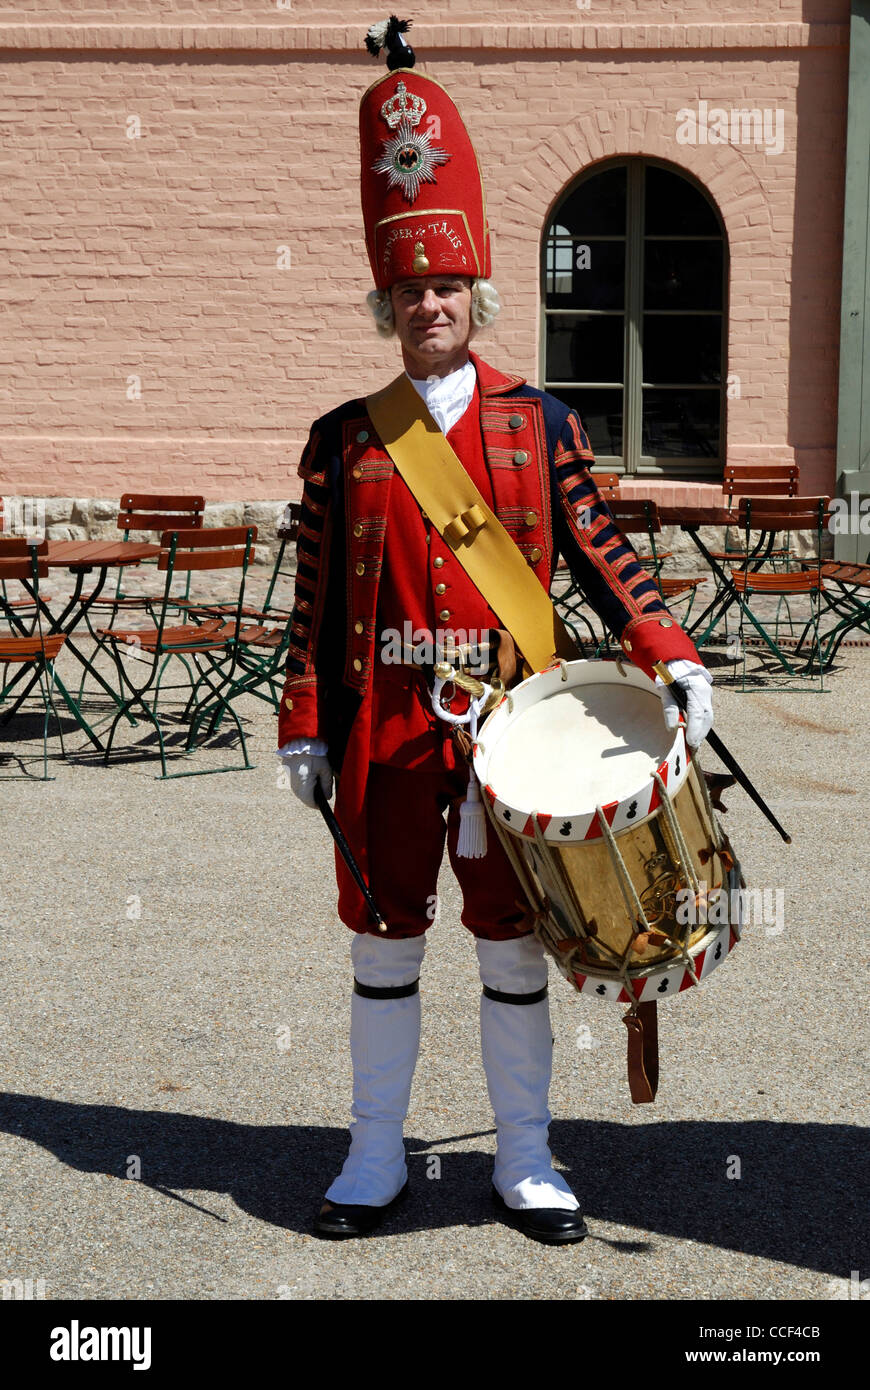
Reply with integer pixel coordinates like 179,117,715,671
1,1092,865,1273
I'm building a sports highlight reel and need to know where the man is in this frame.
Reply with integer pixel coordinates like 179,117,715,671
278,20,713,1243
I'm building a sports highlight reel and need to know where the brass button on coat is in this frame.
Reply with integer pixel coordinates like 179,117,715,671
513,450,529,465
433,556,445,569
353,657,363,673
352,466,362,479
356,429,369,444
509,413,524,429
528,547,543,563
354,619,364,635
284,697,294,711
524,510,538,527
353,522,364,538
355,561,365,576
623,638,633,653
435,582,446,595
439,608,450,622
660,618,673,628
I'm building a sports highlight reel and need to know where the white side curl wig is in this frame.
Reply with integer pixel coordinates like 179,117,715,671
366,278,501,339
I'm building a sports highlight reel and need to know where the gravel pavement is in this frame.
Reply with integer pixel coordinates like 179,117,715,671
1,603,868,1302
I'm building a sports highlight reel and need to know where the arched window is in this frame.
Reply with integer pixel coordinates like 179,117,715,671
542,159,728,476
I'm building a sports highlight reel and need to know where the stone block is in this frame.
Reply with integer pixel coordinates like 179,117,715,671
42,497,74,525
244,501,285,532
92,498,120,521
46,523,88,542
203,502,244,527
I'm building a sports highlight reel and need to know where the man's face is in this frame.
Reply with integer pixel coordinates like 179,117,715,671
389,274,474,376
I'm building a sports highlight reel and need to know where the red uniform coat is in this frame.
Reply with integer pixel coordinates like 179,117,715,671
279,351,702,884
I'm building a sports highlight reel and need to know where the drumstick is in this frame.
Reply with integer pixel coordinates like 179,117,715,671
313,781,389,932
653,661,792,845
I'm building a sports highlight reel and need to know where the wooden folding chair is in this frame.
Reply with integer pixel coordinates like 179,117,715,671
180,504,303,717
0,539,67,778
710,464,800,565
794,561,870,669
181,501,300,629
84,494,205,611
729,496,830,689
98,526,262,777
77,494,206,705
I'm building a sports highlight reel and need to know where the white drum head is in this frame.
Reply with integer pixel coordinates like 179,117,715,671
473,659,688,843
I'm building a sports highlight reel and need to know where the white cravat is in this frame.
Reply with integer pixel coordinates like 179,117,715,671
407,359,476,436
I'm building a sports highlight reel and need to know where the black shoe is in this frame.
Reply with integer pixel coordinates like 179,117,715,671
312,1181,408,1239
491,1185,588,1245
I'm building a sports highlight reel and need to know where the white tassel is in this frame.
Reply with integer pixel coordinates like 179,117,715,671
457,771,487,859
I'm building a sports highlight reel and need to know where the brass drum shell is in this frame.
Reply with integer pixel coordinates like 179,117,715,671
519,762,724,974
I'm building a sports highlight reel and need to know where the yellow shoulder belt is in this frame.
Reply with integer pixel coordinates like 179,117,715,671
366,372,578,674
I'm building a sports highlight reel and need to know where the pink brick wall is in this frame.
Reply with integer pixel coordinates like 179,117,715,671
0,3,847,23
0,2,851,503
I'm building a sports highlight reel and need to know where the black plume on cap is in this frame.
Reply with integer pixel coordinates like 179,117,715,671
365,16,416,70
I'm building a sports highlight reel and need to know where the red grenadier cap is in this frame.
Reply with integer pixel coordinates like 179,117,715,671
359,16,492,289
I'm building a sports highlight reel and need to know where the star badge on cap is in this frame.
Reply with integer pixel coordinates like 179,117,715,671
371,81,450,203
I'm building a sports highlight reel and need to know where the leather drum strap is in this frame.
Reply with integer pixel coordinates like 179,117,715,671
622,1001,659,1103
366,373,578,675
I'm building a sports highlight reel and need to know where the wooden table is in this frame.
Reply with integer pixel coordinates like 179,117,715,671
4,540,162,749
45,540,161,570
657,506,738,528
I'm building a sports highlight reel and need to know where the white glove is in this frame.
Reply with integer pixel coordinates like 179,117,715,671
655,658,713,749
277,738,334,808
288,752,334,807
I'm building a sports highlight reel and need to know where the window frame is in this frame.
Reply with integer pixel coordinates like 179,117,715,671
539,156,730,479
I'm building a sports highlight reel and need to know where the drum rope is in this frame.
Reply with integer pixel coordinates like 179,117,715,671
691,759,726,854
528,813,626,974
593,807,658,1006
595,805,654,937
651,771,700,894
481,787,551,927
593,805,701,1005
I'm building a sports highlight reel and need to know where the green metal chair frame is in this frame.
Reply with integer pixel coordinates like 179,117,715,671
196,612,294,728
728,496,830,691
793,561,870,669
99,526,259,778
0,538,67,779
690,465,801,645
77,495,206,708
178,505,302,722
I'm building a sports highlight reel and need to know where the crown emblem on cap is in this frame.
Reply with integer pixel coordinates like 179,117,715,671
380,80,426,130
